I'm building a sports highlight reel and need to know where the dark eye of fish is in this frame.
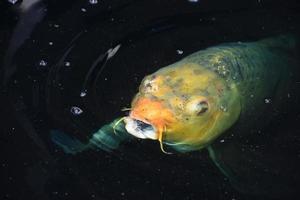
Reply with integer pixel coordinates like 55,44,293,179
196,101,209,115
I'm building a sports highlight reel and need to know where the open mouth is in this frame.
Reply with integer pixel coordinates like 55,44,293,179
124,117,157,140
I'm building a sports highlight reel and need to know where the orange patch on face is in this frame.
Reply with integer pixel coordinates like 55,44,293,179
130,97,176,130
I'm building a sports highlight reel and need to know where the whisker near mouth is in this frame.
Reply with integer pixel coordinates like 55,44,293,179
124,117,157,140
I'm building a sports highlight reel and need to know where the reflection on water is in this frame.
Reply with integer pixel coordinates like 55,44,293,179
1,0,300,199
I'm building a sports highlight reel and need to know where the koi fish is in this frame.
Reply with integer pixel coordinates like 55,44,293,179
52,34,300,197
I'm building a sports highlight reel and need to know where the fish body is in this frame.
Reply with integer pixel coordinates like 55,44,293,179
52,34,300,197
125,34,299,153
123,34,300,196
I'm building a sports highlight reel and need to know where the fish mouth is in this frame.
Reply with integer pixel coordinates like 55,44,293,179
124,117,157,140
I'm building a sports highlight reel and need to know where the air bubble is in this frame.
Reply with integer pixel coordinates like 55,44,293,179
39,60,47,66
89,0,98,4
8,0,18,4
264,98,271,104
80,90,87,97
70,106,83,115
64,61,71,67
176,49,183,55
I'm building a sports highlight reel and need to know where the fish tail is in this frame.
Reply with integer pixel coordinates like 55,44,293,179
50,130,88,155
50,118,132,154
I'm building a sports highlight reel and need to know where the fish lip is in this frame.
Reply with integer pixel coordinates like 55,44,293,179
124,117,158,140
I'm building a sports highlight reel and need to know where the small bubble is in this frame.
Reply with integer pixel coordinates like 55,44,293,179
89,0,98,4
264,98,271,104
220,139,225,143
80,90,87,97
49,41,53,45
81,8,87,12
176,49,183,55
188,0,199,2
64,61,71,67
54,24,60,28
39,60,47,66
250,94,254,98
287,93,291,98
8,0,18,4
70,106,83,115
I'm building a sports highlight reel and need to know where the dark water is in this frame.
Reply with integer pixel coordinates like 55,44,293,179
1,0,300,199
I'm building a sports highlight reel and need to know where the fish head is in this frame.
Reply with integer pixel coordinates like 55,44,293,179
125,62,241,152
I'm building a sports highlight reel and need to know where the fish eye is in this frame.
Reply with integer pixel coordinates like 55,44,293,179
186,98,209,116
196,101,209,115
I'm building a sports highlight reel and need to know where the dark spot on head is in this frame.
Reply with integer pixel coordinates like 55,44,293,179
207,54,214,59
145,83,152,88
185,118,189,121
151,75,156,80
167,71,176,76
166,76,172,82
181,94,189,100
193,88,203,94
193,69,202,75
173,78,183,87
176,78,183,84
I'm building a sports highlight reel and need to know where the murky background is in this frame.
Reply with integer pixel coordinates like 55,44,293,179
1,0,299,199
